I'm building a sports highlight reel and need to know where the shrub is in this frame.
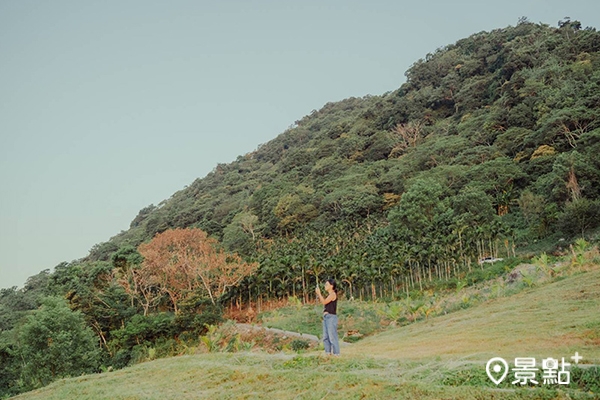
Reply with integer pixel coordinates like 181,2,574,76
570,366,600,393
289,339,310,352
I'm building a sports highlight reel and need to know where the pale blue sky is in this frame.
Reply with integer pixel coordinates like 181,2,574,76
1,1,599,289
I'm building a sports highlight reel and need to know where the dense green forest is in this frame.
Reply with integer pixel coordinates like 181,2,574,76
2,18,600,397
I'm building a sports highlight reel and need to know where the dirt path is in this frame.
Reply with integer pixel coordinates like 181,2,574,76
235,323,320,342
236,323,353,348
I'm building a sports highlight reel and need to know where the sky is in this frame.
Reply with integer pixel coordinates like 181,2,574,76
1,1,599,290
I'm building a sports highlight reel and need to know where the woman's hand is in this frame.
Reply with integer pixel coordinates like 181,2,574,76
315,286,321,296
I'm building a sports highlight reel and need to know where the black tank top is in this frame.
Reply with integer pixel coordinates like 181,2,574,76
324,296,337,315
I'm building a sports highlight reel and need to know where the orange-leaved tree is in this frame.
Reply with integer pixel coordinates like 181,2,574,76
137,228,257,311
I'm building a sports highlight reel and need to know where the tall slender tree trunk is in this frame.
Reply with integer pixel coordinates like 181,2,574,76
301,265,307,304
428,259,432,282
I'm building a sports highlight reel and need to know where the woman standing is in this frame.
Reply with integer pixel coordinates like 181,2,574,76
315,278,340,356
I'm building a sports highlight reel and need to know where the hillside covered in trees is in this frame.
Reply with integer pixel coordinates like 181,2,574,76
2,18,600,397
90,17,600,297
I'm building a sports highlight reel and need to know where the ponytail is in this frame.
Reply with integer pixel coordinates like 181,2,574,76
326,278,338,293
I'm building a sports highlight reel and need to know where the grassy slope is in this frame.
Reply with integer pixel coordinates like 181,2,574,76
345,268,600,363
13,268,600,400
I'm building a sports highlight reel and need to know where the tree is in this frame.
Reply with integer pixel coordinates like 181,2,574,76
390,120,425,157
467,157,525,215
14,297,100,390
450,187,498,264
558,198,600,238
273,185,319,233
0,277,45,332
222,211,259,256
387,179,454,284
518,190,547,237
137,228,257,309
111,245,157,315
0,334,20,398
322,184,383,220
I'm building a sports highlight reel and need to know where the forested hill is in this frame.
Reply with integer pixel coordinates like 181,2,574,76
88,19,600,287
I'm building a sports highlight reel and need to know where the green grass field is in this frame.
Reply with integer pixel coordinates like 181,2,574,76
12,265,600,399
346,268,600,363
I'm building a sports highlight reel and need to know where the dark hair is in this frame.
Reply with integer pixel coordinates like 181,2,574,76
326,278,337,293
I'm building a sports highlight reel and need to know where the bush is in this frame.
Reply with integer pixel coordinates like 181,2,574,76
110,313,176,349
464,260,510,284
289,339,310,352
175,298,224,335
558,199,600,237
570,366,600,393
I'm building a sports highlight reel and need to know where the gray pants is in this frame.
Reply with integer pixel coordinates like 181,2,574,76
322,313,340,355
